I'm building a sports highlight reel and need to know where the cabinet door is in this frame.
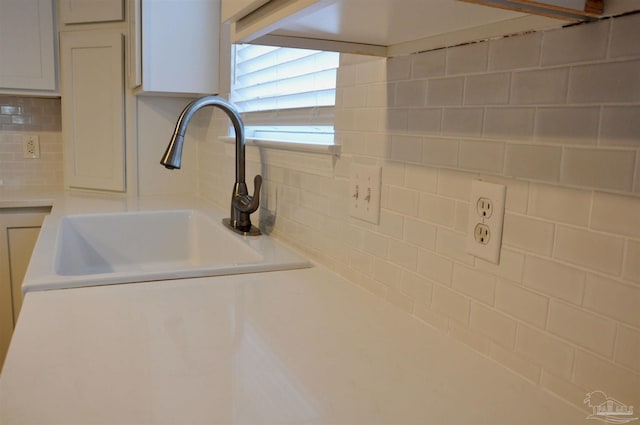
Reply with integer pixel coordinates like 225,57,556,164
7,228,40,324
60,0,124,24
0,209,48,370
132,0,220,95
60,30,126,192
0,0,56,91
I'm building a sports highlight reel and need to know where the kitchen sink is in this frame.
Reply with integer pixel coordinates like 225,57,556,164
24,209,310,292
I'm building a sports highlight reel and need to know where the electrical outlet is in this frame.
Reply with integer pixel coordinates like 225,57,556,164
349,164,381,224
474,223,490,244
22,135,40,159
466,180,506,264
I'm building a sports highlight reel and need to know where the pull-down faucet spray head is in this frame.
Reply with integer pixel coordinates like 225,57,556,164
161,132,184,170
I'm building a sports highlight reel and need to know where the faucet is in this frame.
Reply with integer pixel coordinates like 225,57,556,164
161,95,262,235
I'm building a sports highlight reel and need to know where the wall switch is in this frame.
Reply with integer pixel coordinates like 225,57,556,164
22,135,40,159
466,180,506,264
349,164,381,224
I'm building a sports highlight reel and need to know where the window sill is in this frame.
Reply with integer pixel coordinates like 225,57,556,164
220,136,341,157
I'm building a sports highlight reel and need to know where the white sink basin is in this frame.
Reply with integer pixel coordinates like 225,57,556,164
25,209,310,291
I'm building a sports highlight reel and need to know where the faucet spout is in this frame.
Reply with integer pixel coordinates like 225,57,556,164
161,95,261,235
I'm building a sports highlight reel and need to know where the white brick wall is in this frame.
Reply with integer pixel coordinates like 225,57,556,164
199,13,640,413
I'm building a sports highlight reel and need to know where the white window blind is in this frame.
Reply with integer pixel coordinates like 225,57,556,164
230,44,339,144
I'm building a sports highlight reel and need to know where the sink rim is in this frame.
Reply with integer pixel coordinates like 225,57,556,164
24,207,311,293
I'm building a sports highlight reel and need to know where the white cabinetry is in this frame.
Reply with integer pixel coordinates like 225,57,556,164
59,0,124,24
0,207,49,370
0,0,57,94
60,30,126,192
129,0,220,95
222,0,640,56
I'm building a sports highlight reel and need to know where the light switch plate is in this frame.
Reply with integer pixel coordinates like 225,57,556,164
349,164,381,224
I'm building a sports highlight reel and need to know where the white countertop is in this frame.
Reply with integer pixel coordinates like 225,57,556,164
0,267,585,424
0,190,586,423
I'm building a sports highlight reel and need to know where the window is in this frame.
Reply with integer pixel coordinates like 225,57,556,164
230,44,339,145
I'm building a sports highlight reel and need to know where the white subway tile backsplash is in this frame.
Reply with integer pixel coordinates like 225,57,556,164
568,60,640,103
446,42,488,75
599,106,640,147
395,80,427,107
573,350,640,411
476,249,525,282
548,300,616,357
387,185,420,216
412,49,446,79
561,148,636,192
495,280,548,328
484,107,535,141
378,209,405,240
391,135,423,163
469,303,517,349
452,264,496,305
418,193,456,227
488,32,542,71
510,68,569,105
442,107,483,137
417,248,453,285
201,14,640,414
404,164,438,193
591,191,640,238
407,108,441,134
583,274,640,328
523,255,585,305
554,225,625,275
516,324,575,379
436,228,475,265
388,238,418,271
404,217,437,251
528,184,591,226
367,83,393,108
387,56,411,81
504,144,561,182
387,109,408,132
540,372,590,413
489,342,541,383
609,12,640,58
503,213,555,256
614,325,640,373
363,231,389,258
426,77,464,106
436,169,472,201
421,137,459,167
464,73,510,105
432,284,470,324
400,271,433,304
534,106,599,146
458,140,505,174
341,85,368,108
624,240,640,284
541,19,609,66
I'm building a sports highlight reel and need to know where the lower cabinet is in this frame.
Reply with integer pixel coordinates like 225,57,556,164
0,207,50,370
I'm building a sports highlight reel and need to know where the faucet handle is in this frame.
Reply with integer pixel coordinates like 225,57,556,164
233,174,262,214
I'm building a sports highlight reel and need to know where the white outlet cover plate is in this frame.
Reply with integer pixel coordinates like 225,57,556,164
465,179,506,264
349,164,381,224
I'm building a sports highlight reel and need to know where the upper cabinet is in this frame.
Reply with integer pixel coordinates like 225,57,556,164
60,30,126,192
0,0,57,94
59,0,124,24
129,0,220,96
222,0,640,56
